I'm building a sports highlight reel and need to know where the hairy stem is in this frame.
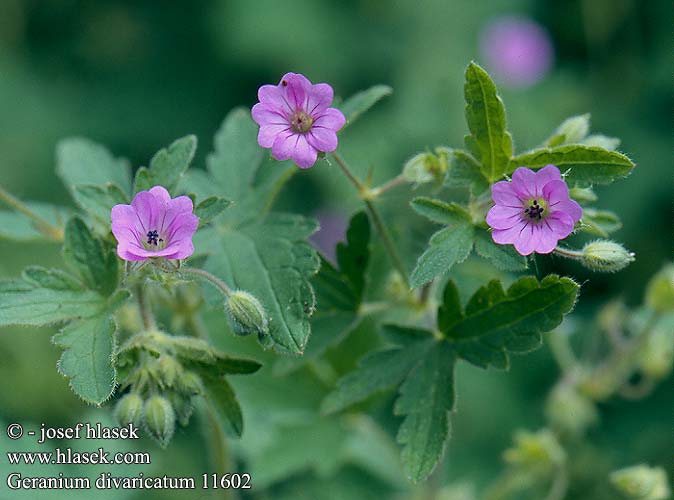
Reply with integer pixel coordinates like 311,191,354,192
0,184,64,241
135,284,156,331
331,152,410,288
369,174,406,196
181,267,233,297
553,246,584,260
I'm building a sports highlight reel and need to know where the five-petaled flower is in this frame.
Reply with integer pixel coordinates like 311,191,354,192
252,72,346,169
111,186,198,261
486,165,582,255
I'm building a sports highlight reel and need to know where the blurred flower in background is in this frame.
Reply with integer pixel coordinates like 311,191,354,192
309,209,348,263
479,15,554,89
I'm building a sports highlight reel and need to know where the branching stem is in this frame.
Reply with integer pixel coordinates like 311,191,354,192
0,184,64,241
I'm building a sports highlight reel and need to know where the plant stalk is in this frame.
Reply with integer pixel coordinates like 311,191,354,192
0,184,64,241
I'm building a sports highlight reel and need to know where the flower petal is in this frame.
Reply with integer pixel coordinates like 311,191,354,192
307,127,338,152
149,186,171,205
252,103,288,127
492,219,527,245
258,84,292,114
535,164,562,192
511,167,537,198
258,124,291,148
307,83,334,114
271,131,299,162
534,227,559,254
313,107,346,131
163,240,195,260
486,205,523,230
280,73,311,110
166,212,199,244
513,223,540,256
117,246,147,261
131,191,161,232
491,180,523,207
291,135,319,168
545,211,575,238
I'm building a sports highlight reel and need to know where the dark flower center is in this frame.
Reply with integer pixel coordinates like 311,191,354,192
145,229,165,250
524,199,545,220
289,111,313,134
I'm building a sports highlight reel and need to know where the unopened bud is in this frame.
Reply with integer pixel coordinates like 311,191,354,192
645,264,674,313
144,395,175,447
402,149,449,186
225,291,269,337
176,370,203,396
545,383,598,436
157,356,182,388
114,393,144,427
610,465,671,500
503,429,565,473
638,326,674,379
568,186,597,204
554,114,590,145
580,240,634,272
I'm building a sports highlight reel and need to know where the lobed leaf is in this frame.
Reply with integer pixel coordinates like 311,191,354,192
200,375,244,437
339,85,392,128
56,137,132,195
473,230,528,271
145,135,197,193
580,208,622,237
22,266,84,291
52,313,117,405
395,342,455,483
62,217,119,296
0,202,68,242
508,145,634,186
194,196,232,226
441,276,579,369
445,149,490,195
72,183,129,233
411,197,472,226
544,114,590,147
463,62,513,182
410,223,475,288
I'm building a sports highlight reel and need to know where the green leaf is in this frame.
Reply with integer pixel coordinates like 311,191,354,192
22,266,84,290
200,375,244,437
410,222,475,288
0,284,109,326
474,230,528,271
0,202,68,242
207,108,264,201
62,217,118,296
545,114,590,147
508,145,635,186
334,211,370,304
132,135,198,195
194,196,231,226
411,197,472,226
395,342,455,483
56,137,132,195
463,62,512,182
340,85,392,127
321,338,433,415
132,167,153,193
580,208,622,237
51,314,117,405
445,149,490,195
72,183,129,233
169,336,261,374
440,276,579,369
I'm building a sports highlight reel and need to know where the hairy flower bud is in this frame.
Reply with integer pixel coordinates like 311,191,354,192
157,355,182,388
638,326,674,379
554,114,590,145
225,291,269,337
402,148,449,186
610,465,671,500
176,370,203,396
114,393,144,427
580,240,634,272
503,429,566,474
144,395,175,447
645,264,674,313
545,383,598,436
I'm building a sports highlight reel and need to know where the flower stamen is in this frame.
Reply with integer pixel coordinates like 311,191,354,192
524,199,545,220
289,111,313,134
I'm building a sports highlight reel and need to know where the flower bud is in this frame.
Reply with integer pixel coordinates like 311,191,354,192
645,264,674,313
545,383,598,436
568,186,597,204
402,149,449,186
580,240,634,272
503,429,565,474
114,393,144,427
610,465,671,500
554,114,590,145
638,326,674,379
175,370,203,396
144,395,175,447
225,290,269,337
157,355,182,388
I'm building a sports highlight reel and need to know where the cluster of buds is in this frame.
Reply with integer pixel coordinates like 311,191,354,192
114,331,205,447
610,464,671,500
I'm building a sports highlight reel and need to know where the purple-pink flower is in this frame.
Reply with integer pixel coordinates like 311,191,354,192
486,165,582,256
252,72,346,169
111,186,198,261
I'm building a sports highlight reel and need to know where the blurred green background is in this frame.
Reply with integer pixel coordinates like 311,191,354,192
0,1,670,499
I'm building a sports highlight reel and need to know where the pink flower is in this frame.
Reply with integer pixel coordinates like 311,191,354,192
111,186,199,261
252,72,346,169
486,165,582,256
